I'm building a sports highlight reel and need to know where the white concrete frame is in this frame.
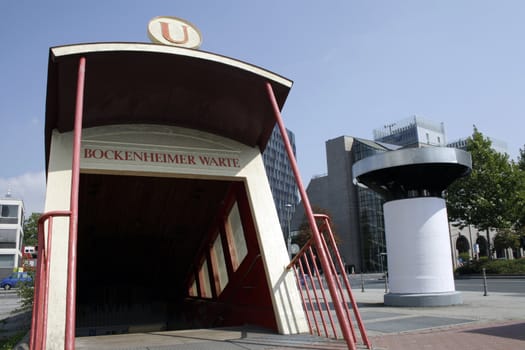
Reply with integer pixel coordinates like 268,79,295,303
43,124,307,348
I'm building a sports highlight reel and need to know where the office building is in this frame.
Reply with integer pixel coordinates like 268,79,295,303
0,191,25,279
296,115,512,272
293,136,399,272
262,126,299,239
447,136,508,156
373,115,446,148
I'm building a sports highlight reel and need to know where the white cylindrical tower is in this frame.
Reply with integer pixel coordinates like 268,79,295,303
383,197,461,305
353,147,471,306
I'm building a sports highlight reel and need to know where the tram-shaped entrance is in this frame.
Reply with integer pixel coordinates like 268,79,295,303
76,173,276,335
32,42,370,349
32,43,309,348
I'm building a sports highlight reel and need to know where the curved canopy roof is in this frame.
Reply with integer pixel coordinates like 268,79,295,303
45,43,293,169
353,147,472,200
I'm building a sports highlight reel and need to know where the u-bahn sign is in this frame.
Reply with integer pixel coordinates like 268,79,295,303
148,16,202,49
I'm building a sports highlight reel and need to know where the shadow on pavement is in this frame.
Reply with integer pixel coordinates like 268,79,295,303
0,310,31,341
465,322,525,341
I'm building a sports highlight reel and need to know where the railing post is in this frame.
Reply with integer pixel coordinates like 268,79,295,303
308,246,337,338
29,211,72,349
65,56,86,350
30,219,46,350
482,267,488,296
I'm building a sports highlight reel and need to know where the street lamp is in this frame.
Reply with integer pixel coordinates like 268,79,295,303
285,203,294,259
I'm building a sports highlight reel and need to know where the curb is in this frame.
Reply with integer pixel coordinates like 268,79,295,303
455,274,525,279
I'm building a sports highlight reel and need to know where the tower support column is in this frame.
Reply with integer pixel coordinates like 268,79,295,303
383,197,462,306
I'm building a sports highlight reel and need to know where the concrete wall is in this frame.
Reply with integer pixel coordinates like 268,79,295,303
293,136,362,270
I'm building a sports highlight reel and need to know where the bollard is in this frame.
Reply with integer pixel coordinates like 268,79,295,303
482,267,488,296
384,272,388,293
361,272,365,292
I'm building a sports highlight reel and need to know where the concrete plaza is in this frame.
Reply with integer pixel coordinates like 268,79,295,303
3,277,524,349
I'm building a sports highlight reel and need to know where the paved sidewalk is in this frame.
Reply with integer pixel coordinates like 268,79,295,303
370,320,525,350
354,287,525,349
4,281,525,349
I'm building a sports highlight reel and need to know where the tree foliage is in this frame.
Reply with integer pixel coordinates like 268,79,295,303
516,145,525,228
23,212,41,247
446,128,524,232
518,145,525,171
293,206,341,248
493,229,520,251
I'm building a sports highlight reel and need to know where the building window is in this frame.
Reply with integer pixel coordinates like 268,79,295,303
188,278,198,297
0,255,15,268
0,205,18,218
0,229,17,244
0,243,16,249
225,202,248,271
198,258,212,298
0,205,19,224
211,234,229,294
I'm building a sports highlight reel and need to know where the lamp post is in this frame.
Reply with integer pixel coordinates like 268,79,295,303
285,203,294,260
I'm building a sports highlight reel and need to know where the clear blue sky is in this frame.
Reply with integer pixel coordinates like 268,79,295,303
1,0,524,214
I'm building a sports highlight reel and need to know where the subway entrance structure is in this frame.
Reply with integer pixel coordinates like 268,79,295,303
31,38,370,349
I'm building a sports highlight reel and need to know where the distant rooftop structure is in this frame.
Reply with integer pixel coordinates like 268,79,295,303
373,115,446,148
447,136,509,156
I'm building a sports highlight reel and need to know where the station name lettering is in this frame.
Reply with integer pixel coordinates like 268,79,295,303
83,148,240,168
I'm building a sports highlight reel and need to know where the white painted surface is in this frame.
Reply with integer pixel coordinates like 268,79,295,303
384,197,455,294
44,130,73,349
238,148,308,334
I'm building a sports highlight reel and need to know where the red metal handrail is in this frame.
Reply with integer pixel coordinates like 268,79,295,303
316,214,371,348
65,55,86,350
30,55,86,350
266,82,371,350
30,211,71,350
286,215,371,348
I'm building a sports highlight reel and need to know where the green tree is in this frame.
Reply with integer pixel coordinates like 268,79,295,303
293,206,341,248
516,146,525,229
446,128,524,254
493,229,520,252
17,213,40,312
23,212,41,247
517,145,525,171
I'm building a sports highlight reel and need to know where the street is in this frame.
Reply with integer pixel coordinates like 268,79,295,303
0,290,30,341
454,277,525,293
347,274,525,294
0,291,21,320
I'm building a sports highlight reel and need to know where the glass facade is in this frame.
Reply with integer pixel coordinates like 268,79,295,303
352,139,388,272
262,126,299,238
357,187,386,272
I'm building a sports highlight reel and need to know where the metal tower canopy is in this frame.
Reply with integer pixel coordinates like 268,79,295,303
353,147,472,200
44,43,293,170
